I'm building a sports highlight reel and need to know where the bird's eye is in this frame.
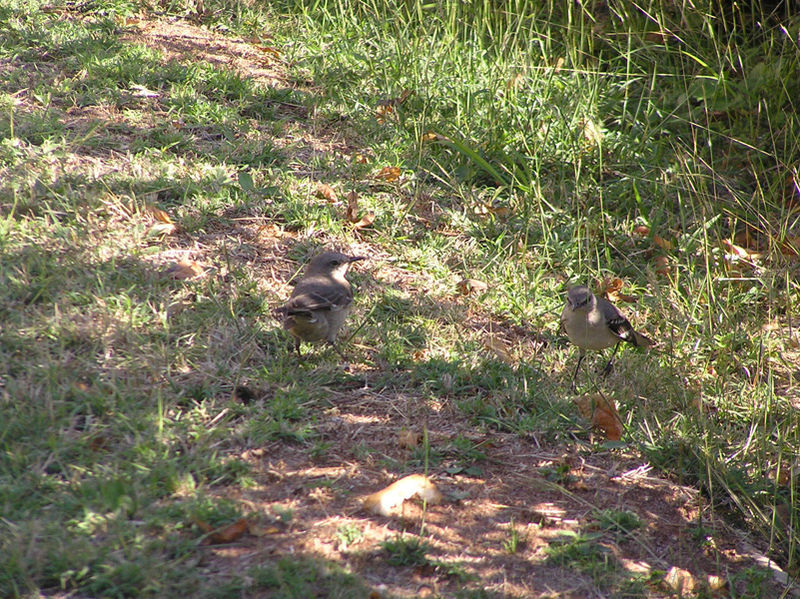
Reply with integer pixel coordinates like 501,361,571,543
330,260,341,266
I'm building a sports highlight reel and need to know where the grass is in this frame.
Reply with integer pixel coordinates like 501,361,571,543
1,0,799,596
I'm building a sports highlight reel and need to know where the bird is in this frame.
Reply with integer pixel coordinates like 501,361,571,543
276,251,364,359
561,285,652,390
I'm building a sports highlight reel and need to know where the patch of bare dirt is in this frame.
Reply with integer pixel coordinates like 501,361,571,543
205,387,789,598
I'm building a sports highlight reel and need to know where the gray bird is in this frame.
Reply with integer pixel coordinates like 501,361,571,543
277,251,364,358
561,285,652,390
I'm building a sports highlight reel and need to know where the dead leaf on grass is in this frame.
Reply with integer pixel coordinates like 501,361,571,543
352,211,375,230
345,190,359,223
663,566,696,597
456,278,488,295
130,83,160,98
165,260,206,280
574,393,623,441
653,234,675,250
196,518,250,545
256,45,281,58
398,429,420,449
653,255,671,277
475,200,511,218
250,524,281,536
483,335,513,364
599,277,637,303
315,182,338,202
580,118,603,147
633,224,650,237
145,205,178,235
375,166,402,183
363,474,442,517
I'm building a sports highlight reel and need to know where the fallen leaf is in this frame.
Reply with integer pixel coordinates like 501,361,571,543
363,474,442,517
250,524,281,536
705,574,727,593
574,393,623,441
352,211,375,230
653,255,671,277
506,72,525,91
375,166,402,183
663,566,696,597
149,221,178,235
483,335,513,364
599,277,637,303
88,434,110,452
315,182,337,202
780,236,800,257
580,118,603,147
130,84,159,98
201,518,250,545
146,205,173,224
354,153,369,164
256,45,281,58
653,234,675,250
633,224,650,237
166,260,205,280
345,190,359,223
398,429,420,449
421,131,439,142
456,278,488,295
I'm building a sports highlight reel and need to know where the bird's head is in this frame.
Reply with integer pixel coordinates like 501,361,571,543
566,285,593,311
306,251,365,277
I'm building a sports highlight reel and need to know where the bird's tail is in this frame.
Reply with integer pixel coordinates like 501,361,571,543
632,330,653,349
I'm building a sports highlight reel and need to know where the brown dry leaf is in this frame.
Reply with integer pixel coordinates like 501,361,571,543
483,335,513,364
421,132,439,142
363,474,442,517
146,205,173,223
352,211,375,230
663,566,696,597
653,255,671,277
375,166,402,183
193,518,214,533
633,224,650,237
166,260,205,280
315,182,338,203
780,236,800,257
653,234,675,250
149,221,178,235
398,429,420,449
256,45,281,58
581,118,603,147
554,56,565,71
456,278,488,296
574,393,623,441
376,103,393,119
250,524,281,536
506,72,525,91
600,277,638,303
345,190,359,223
257,223,286,238
354,153,369,164
203,518,250,545
89,434,110,452
705,575,727,593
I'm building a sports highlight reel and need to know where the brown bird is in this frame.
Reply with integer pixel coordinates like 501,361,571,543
277,251,364,358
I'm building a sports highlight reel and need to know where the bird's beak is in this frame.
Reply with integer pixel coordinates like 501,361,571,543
348,256,366,263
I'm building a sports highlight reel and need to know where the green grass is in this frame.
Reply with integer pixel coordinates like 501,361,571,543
1,0,799,596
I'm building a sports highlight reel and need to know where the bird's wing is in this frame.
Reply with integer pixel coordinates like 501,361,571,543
598,297,652,347
286,283,352,315
598,298,636,343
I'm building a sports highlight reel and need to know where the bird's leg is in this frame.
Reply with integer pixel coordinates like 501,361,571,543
571,350,586,393
601,343,621,376
328,340,348,362
292,338,304,360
